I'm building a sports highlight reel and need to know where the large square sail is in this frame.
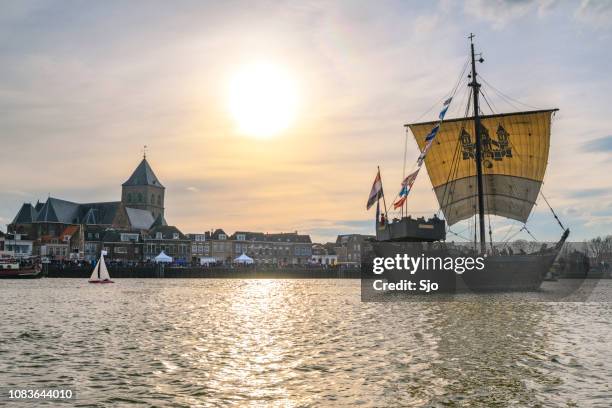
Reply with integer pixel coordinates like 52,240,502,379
407,109,557,226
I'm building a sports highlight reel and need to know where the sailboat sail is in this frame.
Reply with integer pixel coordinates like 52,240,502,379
89,255,111,281
408,109,557,226
89,261,100,281
98,256,111,281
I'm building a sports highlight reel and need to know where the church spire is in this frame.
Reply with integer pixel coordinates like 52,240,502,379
122,156,164,188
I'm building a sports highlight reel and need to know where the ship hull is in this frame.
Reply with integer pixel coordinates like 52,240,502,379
369,242,558,292
0,268,43,279
461,253,556,292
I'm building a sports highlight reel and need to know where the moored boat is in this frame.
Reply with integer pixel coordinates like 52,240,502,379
0,258,43,279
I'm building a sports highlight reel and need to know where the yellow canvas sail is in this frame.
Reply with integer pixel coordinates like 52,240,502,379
407,109,557,226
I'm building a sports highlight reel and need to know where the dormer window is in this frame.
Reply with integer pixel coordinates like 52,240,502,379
219,234,226,240
173,233,179,240
156,232,162,239
237,234,245,241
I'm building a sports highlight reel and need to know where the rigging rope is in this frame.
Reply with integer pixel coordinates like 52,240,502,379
479,75,543,111
391,60,470,218
540,190,566,231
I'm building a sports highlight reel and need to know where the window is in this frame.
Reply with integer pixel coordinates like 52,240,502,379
219,234,226,240
114,247,127,254
151,194,155,204
121,233,139,242
156,232,162,239
137,193,143,202
157,195,161,205
237,234,246,241
127,193,132,203
173,233,179,240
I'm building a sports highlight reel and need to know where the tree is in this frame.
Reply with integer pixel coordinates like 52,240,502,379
512,239,536,254
587,235,612,265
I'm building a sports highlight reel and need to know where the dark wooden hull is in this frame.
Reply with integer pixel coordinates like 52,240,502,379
370,242,559,292
461,253,556,292
0,268,43,279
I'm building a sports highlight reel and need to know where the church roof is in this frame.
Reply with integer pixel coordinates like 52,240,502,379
151,213,168,228
11,198,121,226
125,207,155,230
78,202,121,225
36,197,80,223
122,158,164,188
12,203,37,224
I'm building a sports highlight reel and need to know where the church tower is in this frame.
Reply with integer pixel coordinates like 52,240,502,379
121,155,165,219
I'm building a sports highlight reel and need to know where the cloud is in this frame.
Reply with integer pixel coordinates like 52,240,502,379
574,0,612,29
1,1,612,244
463,0,557,28
583,135,612,152
566,188,610,199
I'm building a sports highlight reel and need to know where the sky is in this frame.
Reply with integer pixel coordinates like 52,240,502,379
0,0,611,243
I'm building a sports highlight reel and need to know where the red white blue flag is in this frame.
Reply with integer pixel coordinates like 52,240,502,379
366,170,384,210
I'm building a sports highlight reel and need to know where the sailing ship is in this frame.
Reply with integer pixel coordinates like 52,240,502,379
368,34,569,292
89,252,114,284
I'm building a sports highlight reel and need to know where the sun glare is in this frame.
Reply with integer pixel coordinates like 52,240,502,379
228,62,298,138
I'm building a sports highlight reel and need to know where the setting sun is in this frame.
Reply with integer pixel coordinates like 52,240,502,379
228,62,298,138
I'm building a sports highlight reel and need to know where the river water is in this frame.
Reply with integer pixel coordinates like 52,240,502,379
0,279,610,407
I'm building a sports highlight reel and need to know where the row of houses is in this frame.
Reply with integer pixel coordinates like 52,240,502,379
0,227,373,267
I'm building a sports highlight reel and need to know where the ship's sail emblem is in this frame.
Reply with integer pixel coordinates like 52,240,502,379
460,124,512,168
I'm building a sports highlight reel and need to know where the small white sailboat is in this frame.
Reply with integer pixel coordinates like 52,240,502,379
89,252,114,284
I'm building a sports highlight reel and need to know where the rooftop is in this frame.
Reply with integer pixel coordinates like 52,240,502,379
122,158,164,188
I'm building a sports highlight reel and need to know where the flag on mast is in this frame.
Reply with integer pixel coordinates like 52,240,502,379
366,169,384,210
393,168,420,209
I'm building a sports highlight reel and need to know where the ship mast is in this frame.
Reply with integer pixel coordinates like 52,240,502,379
468,33,486,254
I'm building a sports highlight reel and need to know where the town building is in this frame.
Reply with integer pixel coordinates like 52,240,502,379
311,243,338,266
335,234,374,267
229,231,312,265
101,229,144,263
203,229,232,263
1,233,34,259
143,224,191,264
187,233,208,262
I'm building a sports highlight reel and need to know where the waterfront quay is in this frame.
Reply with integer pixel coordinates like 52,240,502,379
45,264,361,279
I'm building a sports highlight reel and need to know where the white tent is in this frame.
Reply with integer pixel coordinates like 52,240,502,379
155,251,173,263
199,257,217,266
234,253,254,265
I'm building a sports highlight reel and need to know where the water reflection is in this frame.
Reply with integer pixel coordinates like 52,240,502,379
0,279,610,407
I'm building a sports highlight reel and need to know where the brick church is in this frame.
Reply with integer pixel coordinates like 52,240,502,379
7,156,190,262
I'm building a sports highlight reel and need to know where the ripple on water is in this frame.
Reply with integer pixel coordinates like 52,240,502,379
0,279,610,407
